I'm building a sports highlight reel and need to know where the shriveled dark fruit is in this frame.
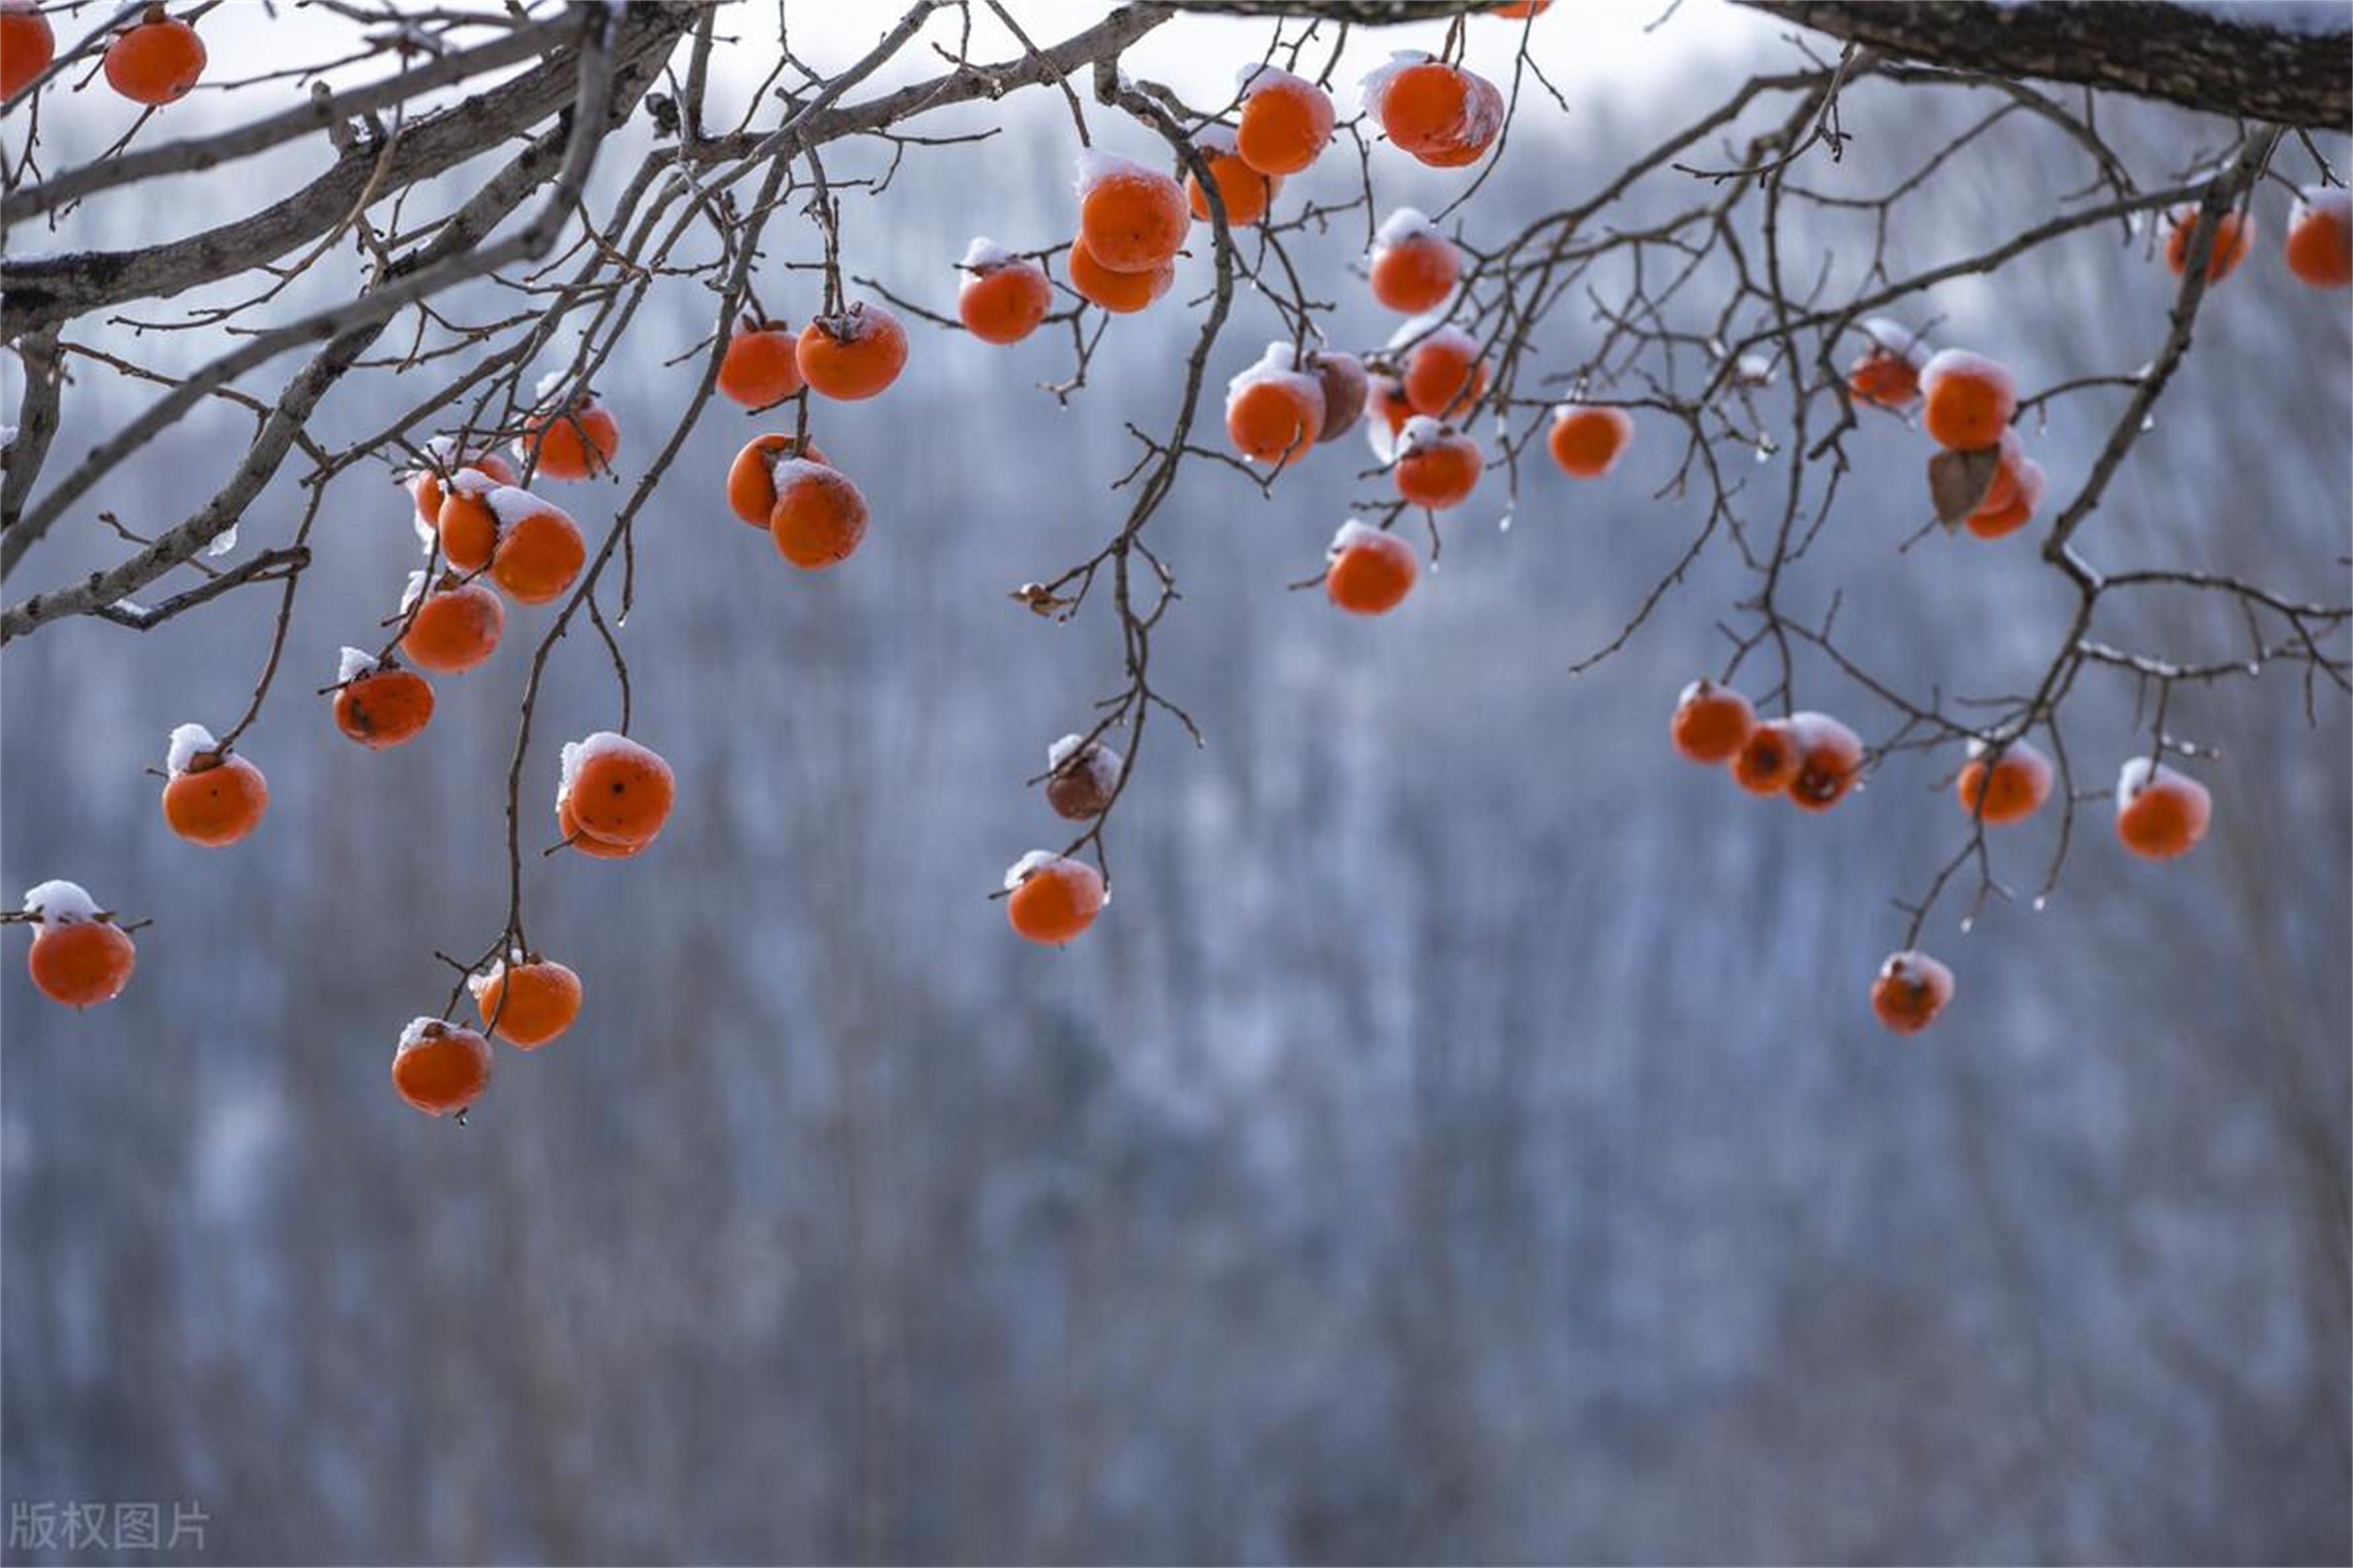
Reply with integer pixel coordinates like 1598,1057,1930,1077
1309,350,1369,442
1045,740,1122,820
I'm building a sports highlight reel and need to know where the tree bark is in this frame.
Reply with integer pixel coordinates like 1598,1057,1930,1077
1737,1,2350,130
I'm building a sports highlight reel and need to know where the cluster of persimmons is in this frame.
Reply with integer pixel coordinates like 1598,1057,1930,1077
14,0,2352,1097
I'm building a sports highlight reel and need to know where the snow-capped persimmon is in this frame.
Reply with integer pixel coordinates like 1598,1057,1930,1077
1235,66,1333,177
21,881,136,1009
1306,350,1369,443
332,653,435,751
797,302,909,401
2115,757,2211,860
1004,852,1106,945
1324,520,1418,616
559,732,675,850
2284,187,2352,290
1045,735,1124,821
434,471,504,571
103,7,205,106
2163,203,2255,284
1067,234,1174,314
1870,950,1954,1036
160,723,268,847
1369,208,1460,314
519,392,620,481
1847,318,1927,410
1392,418,1482,509
490,495,585,604
1367,55,1502,167
401,577,504,674
1547,404,1634,479
391,1018,493,1119
1919,349,2016,452
1400,324,1488,418
957,240,1056,345
471,956,583,1049
1184,129,1279,227
1671,678,1756,766
769,458,869,570
1787,712,1864,812
410,447,515,526
1732,718,1801,795
1075,152,1190,275
716,317,805,408
1225,344,1327,467
1,2,56,101
1955,736,2052,826
726,433,830,527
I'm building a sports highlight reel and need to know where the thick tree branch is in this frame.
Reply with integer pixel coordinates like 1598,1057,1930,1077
1737,1,2352,130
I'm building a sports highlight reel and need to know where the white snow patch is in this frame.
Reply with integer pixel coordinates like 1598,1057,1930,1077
1358,50,1428,118
1003,850,1063,891
1225,342,1325,428
961,236,1017,270
1856,316,1929,363
336,646,379,684
206,525,238,559
401,570,430,614
1074,149,1158,197
166,723,217,774
1372,205,1441,251
485,484,562,530
556,730,649,811
1395,414,1449,457
21,880,100,930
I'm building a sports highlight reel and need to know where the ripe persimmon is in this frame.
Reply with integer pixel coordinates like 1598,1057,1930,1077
1847,318,1926,410
332,653,434,750
769,458,869,569
2285,187,2352,290
717,318,805,408
1870,950,1954,1035
1235,66,1333,177
1004,852,1105,945
22,880,136,1009
489,496,585,604
401,576,504,673
1045,735,1123,821
1919,349,2016,452
1672,678,1756,765
2163,203,2254,283
1226,344,1327,467
1325,520,1417,616
1400,324,1488,418
392,1018,493,1118
434,471,503,570
1955,736,2052,825
1392,417,1481,508
1367,55,1502,167
471,956,583,1049
411,447,515,526
557,796,644,860
103,7,204,105
726,433,830,527
1184,130,1278,227
1369,208,1460,314
559,732,674,850
958,241,1056,344
797,302,909,401
1732,719,1800,794
1548,404,1634,479
160,723,267,847
1075,152,1190,274
1787,712,1864,811
1067,233,1173,314
1964,432,2046,540
2115,757,2210,860
1,2,56,100
519,393,619,481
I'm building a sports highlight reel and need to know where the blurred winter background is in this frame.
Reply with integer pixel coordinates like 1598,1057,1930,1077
3,2,2347,1563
